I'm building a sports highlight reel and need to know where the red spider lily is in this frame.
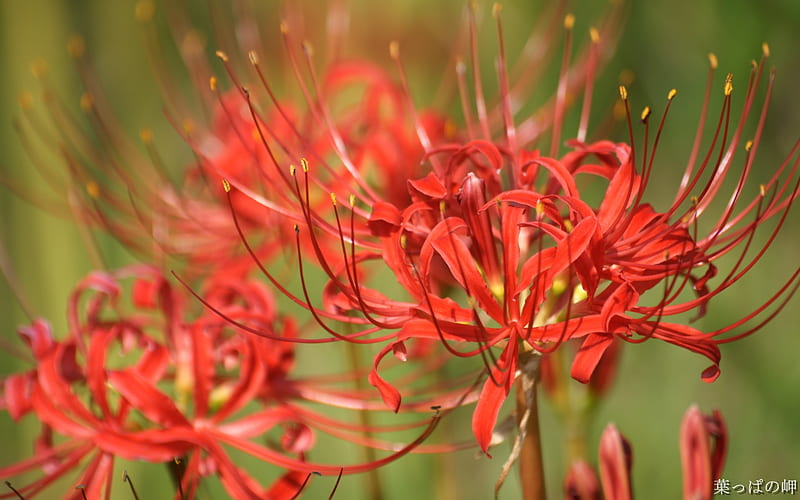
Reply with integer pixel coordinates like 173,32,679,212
0,266,443,499
564,406,726,500
240,27,799,457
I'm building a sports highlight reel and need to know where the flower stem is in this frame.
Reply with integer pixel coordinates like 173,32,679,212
516,353,546,500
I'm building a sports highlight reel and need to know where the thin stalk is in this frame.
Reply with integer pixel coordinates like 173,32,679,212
516,352,546,500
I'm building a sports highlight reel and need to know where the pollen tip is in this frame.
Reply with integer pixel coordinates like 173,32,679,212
248,50,258,65
86,181,100,199
280,21,289,34
667,88,677,100
349,194,356,206
139,128,153,144
134,0,155,22
330,192,337,205
492,3,502,17
438,200,446,215
589,27,600,44
215,50,229,62
293,224,300,233
300,158,309,173
222,178,231,193
389,41,400,60
762,42,770,58
290,164,297,176
708,53,718,69
400,233,408,250
66,35,85,58
724,73,733,96
209,76,217,91
564,13,575,30
640,106,651,122
745,140,753,152
759,184,766,197
618,85,628,101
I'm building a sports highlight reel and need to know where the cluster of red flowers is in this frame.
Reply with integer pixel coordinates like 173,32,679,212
2,1,798,499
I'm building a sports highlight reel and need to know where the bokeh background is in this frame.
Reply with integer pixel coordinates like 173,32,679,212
1,1,798,498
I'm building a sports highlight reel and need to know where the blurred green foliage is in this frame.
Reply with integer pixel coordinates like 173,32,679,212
1,1,798,498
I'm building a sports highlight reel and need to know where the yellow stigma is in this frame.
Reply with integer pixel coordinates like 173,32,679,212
67,35,85,58
222,178,231,193
589,27,600,44
79,93,93,111
248,50,258,65
762,42,770,58
86,181,100,199
139,128,153,144
330,192,337,206
618,85,628,101
209,76,217,91
389,41,400,60
564,13,575,30
667,88,677,100
215,50,229,62
708,53,718,69
300,158,309,173
135,1,155,21
640,106,651,122
745,140,753,152
724,73,733,96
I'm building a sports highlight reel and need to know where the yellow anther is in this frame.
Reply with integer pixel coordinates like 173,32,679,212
759,184,766,197
330,192,337,206
640,106,651,122
762,42,770,58
439,200,446,215
589,27,600,44
300,158,309,173
293,224,300,233
349,194,356,206
215,50,229,62
400,233,408,250
618,85,628,101
86,181,100,199
564,13,575,30
564,220,574,232
79,93,93,111
209,76,217,91
289,164,297,176
492,3,502,17
690,195,699,205
139,128,153,144
724,73,733,96
389,41,400,60
248,50,258,65
67,35,85,58
222,178,231,193
667,88,677,100
280,21,289,34
135,0,154,21
745,140,753,152
18,91,33,110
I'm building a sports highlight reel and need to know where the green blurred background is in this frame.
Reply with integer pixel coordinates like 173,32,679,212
1,1,798,498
